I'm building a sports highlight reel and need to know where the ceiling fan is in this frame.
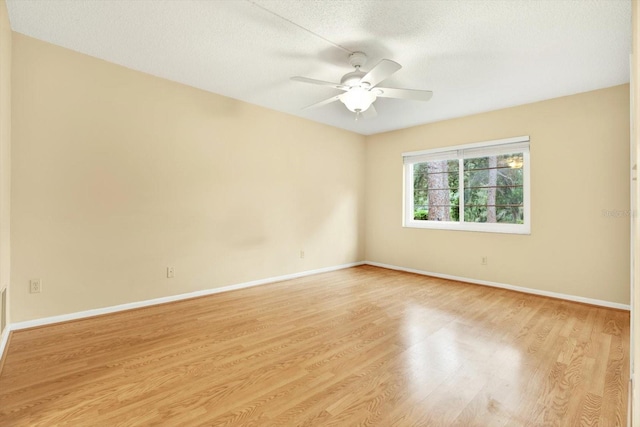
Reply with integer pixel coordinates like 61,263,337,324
291,52,433,119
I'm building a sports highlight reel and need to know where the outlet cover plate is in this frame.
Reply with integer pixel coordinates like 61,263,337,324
30,279,42,293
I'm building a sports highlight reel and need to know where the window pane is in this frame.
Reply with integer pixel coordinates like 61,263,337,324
413,159,459,221
463,153,524,223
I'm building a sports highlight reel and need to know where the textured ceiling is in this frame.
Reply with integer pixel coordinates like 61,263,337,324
6,0,632,135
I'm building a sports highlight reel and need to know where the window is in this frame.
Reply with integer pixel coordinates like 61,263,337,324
403,136,530,234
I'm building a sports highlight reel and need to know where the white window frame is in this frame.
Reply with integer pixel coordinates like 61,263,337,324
403,136,530,234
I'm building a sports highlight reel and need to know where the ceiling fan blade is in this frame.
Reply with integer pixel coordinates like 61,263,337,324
360,104,377,119
291,76,348,91
302,94,342,110
375,87,433,102
360,59,401,87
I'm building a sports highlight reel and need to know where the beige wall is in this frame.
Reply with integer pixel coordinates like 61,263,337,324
632,0,639,422
8,31,632,323
366,84,630,305
0,0,11,332
10,34,366,322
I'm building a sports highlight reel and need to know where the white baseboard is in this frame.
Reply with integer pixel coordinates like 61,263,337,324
365,261,631,311
1,259,629,366
0,326,10,367
10,261,366,331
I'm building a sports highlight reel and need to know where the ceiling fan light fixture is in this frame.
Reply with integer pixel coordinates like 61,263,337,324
339,87,376,113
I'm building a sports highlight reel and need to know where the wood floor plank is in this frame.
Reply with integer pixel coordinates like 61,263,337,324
0,265,630,426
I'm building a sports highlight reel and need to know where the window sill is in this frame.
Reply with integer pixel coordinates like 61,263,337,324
403,220,531,235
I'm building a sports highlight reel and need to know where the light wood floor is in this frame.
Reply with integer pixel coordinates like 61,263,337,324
0,266,630,426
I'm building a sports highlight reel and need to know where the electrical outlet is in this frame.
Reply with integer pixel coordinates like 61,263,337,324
300,250,305,259
481,256,488,265
30,279,42,293
167,267,175,278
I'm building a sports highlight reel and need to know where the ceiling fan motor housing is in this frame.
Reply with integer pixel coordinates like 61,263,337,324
348,51,367,68
340,70,366,86
341,52,368,86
